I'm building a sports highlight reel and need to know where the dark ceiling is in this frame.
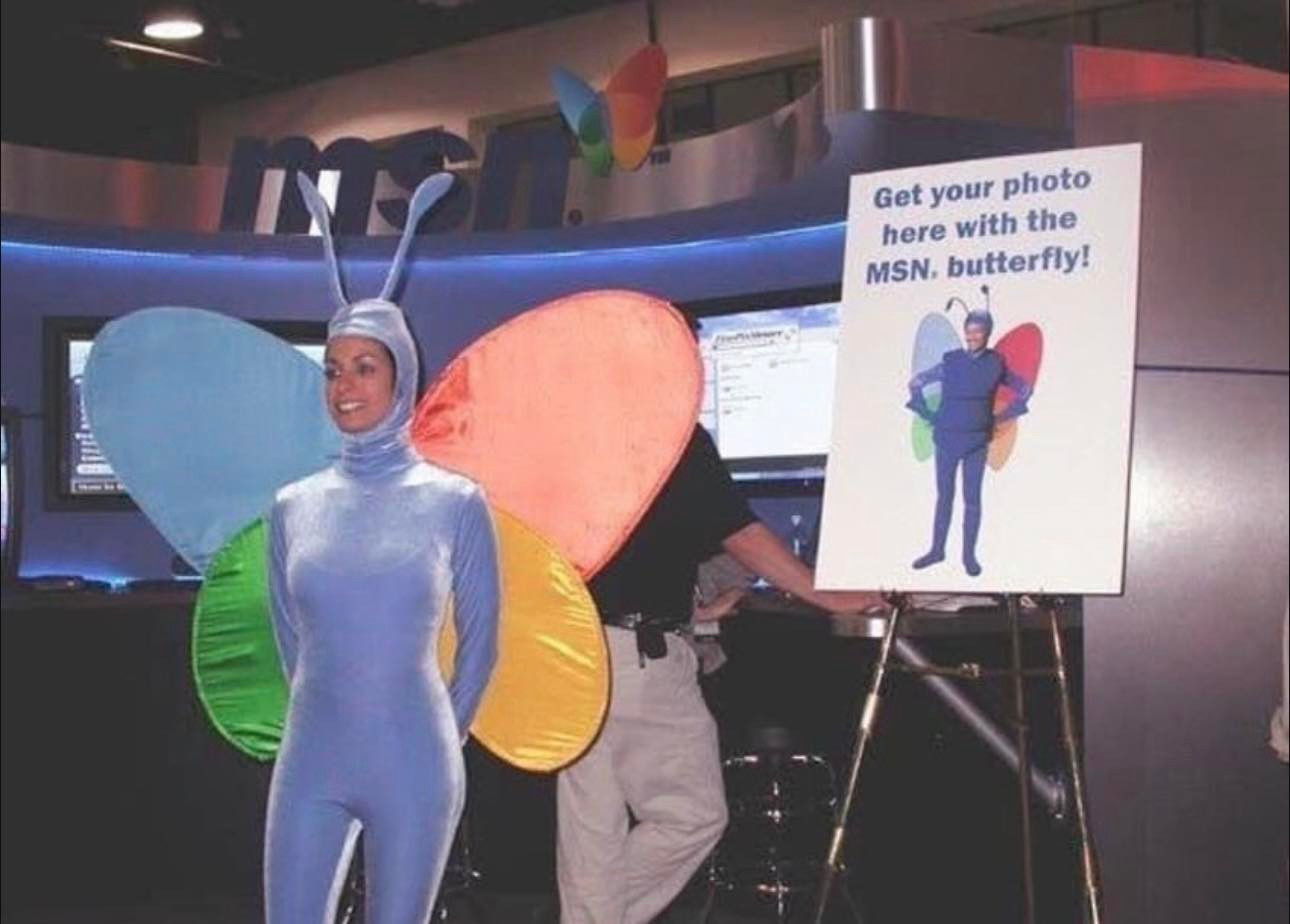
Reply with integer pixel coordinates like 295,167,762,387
1,0,636,163
3,1,1285,164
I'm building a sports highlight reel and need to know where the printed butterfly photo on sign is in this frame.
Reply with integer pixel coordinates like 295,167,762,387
904,285,1043,579
552,44,667,176
816,144,1142,595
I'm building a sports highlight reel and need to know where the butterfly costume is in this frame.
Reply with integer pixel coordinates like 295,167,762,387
906,293,1033,577
81,163,705,921
263,174,499,923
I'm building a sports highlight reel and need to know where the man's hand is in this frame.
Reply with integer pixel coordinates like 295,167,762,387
694,587,746,622
813,590,889,615
722,523,889,616
905,398,936,424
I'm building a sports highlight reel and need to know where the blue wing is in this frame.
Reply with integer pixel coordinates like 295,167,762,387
911,311,961,381
82,307,339,572
909,312,962,462
552,66,599,135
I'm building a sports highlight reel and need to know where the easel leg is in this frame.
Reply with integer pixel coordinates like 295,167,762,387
811,596,905,924
1006,595,1038,924
836,872,865,922
697,856,719,923
1046,603,1104,924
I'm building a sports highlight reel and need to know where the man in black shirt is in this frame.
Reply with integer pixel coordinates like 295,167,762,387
556,426,882,923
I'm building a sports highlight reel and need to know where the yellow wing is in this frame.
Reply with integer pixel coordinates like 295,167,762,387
440,508,608,772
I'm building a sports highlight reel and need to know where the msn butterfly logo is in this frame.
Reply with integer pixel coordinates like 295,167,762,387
552,44,668,177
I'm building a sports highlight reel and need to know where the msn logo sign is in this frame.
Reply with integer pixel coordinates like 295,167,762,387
219,125,578,235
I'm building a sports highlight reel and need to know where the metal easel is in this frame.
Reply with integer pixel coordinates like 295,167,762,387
811,593,1104,924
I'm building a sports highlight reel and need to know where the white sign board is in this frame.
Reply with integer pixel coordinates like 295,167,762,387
817,144,1142,594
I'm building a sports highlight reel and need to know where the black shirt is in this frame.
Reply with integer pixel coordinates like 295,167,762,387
589,426,756,624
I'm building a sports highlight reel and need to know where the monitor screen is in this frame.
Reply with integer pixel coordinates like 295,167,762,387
1,406,19,579
64,336,123,497
690,287,842,487
45,318,328,509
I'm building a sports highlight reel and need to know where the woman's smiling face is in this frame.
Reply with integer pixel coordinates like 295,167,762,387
324,335,396,433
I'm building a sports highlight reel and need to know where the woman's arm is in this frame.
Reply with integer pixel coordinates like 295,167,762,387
447,488,501,740
995,365,1033,423
906,363,943,422
266,504,299,683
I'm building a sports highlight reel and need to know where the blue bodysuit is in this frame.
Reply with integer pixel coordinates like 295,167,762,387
264,295,500,924
907,344,1030,576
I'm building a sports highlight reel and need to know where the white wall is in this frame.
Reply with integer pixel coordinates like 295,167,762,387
195,0,1078,164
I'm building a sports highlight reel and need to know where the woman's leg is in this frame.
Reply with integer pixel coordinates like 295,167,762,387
362,754,465,924
265,787,361,924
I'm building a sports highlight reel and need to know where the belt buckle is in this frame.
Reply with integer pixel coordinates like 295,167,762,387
619,612,645,630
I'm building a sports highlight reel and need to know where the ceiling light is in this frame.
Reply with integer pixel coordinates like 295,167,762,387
143,14,204,41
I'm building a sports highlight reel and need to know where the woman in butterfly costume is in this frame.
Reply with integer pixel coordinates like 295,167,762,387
906,292,1032,577
264,173,499,924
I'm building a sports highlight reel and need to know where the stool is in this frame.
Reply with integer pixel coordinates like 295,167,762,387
700,741,840,922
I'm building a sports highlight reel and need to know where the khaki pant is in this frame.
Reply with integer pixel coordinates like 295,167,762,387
557,627,727,924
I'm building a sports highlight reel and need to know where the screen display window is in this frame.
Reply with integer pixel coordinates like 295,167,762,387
695,299,840,484
65,338,121,496
1,416,12,566
1,406,22,580
45,318,327,509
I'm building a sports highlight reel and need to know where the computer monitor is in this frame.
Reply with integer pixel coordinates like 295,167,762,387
43,317,328,510
1,405,22,581
684,285,842,493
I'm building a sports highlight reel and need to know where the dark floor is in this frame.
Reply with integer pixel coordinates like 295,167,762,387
0,890,872,924
3,601,1086,924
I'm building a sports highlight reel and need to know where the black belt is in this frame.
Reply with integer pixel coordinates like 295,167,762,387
602,612,688,663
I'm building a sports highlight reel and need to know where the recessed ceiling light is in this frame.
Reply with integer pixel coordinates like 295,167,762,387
143,17,204,41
